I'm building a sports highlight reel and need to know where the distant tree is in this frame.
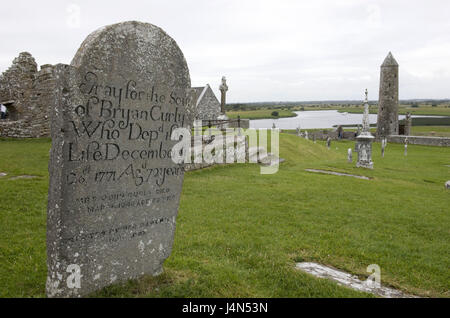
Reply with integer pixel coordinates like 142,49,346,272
271,111,279,117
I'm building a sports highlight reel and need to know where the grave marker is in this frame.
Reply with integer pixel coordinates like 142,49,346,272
46,21,196,297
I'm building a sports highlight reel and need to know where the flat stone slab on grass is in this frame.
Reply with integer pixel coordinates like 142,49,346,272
296,262,417,298
0,172,7,177
305,169,370,180
9,175,39,180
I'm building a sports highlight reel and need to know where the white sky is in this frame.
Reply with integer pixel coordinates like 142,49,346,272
1,0,449,102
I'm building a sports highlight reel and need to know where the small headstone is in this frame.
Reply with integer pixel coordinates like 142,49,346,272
347,148,352,163
304,131,309,140
381,138,386,157
445,181,450,190
46,21,195,297
326,137,331,149
404,138,408,156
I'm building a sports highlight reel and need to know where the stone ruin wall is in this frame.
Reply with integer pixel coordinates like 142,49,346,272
0,52,55,138
196,85,221,121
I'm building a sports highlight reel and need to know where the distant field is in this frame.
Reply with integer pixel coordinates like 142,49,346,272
227,108,297,120
336,105,450,117
411,126,450,137
285,126,450,137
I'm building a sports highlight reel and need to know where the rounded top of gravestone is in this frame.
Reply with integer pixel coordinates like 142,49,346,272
71,21,191,90
381,51,398,67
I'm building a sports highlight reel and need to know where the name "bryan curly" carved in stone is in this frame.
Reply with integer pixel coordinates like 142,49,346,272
46,21,196,298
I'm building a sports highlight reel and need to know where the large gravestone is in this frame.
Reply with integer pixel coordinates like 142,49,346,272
46,21,196,297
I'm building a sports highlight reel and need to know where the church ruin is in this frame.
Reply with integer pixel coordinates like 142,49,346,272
0,52,55,138
192,84,222,122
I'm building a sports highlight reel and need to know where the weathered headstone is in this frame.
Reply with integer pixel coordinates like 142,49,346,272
347,148,352,163
404,137,408,156
46,21,196,297
326,136,331,149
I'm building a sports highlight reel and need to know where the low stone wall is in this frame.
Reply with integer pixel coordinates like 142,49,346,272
387,135,450,147
0,119,49,138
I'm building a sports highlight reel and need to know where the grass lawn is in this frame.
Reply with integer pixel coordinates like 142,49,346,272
0,136,449,298
227,109,297,120
411,126,450,137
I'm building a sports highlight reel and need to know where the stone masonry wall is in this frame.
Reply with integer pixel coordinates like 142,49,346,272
0,52,54,138
195,85,221,121
387,135,450,147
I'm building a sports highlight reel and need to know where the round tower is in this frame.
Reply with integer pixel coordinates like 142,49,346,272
376,52,399,139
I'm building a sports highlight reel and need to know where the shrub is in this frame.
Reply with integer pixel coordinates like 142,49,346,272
271,111,279,117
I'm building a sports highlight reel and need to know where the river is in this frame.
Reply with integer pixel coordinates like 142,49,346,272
249,110,439,130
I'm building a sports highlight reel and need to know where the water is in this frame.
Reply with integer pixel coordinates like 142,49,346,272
249,110,438,130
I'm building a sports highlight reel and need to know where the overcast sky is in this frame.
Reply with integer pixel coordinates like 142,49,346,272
1,0,449,102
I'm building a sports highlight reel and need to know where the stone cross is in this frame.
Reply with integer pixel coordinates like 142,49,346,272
46,21,196,297
356,89,374,169
361,89,370,135
219,76,228,114
405,112,412,136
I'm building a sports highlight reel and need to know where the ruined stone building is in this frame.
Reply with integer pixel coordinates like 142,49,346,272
376,52,399,139
192,84,221,122
0,52,55,138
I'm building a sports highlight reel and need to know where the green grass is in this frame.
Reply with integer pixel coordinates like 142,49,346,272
0,136,449,298
335,105,450,117
227,109,297,120
411,126,450,137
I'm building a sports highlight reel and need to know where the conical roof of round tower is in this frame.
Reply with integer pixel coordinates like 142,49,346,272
381,51,398,67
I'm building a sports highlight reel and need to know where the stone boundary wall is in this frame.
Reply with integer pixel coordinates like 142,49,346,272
387,135,450,147
185,134,248,171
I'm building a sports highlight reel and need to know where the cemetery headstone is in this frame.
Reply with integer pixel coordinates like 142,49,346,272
46,21,196,297
347,148,352,163
404,137,408,156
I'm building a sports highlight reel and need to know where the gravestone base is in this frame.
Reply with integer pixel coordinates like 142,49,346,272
356,135,374,169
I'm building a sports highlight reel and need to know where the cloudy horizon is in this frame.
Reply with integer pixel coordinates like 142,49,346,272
1,0,449,103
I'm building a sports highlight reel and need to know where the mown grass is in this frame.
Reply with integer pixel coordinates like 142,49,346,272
0,136,449,298
411,126,450,137
227,109,297,120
